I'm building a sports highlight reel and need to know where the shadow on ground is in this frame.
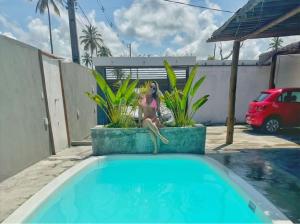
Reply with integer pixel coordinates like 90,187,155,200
243,127,300,145
208,148,300,223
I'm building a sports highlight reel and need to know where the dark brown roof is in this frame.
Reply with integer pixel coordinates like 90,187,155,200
207,0,300,42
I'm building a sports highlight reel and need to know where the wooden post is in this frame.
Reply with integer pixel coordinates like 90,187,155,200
226,41,240,144
269,54,277,88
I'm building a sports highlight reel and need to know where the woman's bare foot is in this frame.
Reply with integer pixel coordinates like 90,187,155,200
159,135,169,144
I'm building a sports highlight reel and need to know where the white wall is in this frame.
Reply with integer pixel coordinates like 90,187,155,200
275,54,300,88
192,61,270,124
60,62,97,142
0,36,96,181
0,36,52,181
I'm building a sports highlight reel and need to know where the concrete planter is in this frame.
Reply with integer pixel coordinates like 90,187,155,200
91,124,206,155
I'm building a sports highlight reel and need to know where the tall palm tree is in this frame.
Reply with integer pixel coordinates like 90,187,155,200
80,25,103,58
269,37,283,51
81,52,93,67
97,45,112,57
32,0,63,54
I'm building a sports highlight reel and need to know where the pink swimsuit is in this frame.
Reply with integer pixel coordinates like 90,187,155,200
141,97,158,110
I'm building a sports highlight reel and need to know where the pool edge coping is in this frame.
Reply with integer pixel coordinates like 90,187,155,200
3,154,293,224
2,157,100,223
204,156,293,224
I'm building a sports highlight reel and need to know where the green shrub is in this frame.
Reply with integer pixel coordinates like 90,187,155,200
163,60,209,127
86,70,139,128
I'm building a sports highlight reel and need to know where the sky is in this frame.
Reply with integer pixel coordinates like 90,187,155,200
0,0,299,61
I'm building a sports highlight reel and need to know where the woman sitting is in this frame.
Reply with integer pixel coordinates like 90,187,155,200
138,81,169,153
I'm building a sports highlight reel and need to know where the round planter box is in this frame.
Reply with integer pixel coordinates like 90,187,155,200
91,124,206,155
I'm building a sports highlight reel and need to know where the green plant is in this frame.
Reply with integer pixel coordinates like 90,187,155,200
163,60,209,127
138,81,151,95
86,70,139,128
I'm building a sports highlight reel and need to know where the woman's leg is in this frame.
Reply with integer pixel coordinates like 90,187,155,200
143,118,169,144
143,119,158,153
149,131,158,154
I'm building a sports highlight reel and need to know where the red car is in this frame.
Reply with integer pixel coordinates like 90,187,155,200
246,88,300,133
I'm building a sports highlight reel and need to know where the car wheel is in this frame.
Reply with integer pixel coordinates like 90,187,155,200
262,117,280,134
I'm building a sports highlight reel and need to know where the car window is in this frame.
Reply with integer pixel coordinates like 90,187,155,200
254,93,270,102
291,92,300,103
278,91,300,103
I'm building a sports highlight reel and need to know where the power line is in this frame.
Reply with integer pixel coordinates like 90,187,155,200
161,0,234,13
97,0,113,28
76,14,86,28
77,2,92,25
95,0,130,56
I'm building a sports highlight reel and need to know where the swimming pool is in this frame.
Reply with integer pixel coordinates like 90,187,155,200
4,155,291,223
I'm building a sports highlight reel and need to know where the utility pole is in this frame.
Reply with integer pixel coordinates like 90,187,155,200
128,43,132,57
67,0,80,64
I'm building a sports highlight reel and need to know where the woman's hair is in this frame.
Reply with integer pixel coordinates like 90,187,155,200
151,81,161,99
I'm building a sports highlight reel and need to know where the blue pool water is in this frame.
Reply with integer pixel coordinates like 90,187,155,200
28,157,270,223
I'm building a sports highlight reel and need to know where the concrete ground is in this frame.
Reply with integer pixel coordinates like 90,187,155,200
0,125,299,222
206,125,300,223
0,146,93,222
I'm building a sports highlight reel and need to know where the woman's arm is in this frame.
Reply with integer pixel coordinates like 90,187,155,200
157,97,162,120
138,106,143,127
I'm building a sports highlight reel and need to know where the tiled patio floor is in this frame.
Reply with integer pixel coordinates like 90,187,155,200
0,146,92,222
0,125,299,222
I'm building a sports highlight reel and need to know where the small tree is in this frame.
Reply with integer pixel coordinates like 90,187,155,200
31,0,63,53
81,52,93,68
97,45,112,57
207,43,216,60
269,37,283,51
80,25,103,58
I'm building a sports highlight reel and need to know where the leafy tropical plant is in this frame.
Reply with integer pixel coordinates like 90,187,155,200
31,0,63,53
138,81,151,95
86,70,139,128
163,60,209,127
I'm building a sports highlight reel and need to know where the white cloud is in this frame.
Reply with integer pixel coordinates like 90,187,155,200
87,10,128,56
0,10,71,58
0,6,127,60
114,0,217,45
114,0,223,58
172,34,185,45
1,0,299,61
114,0,300,60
